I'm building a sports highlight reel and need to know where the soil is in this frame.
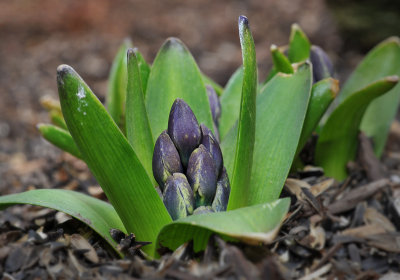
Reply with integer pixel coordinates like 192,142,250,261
1,0,400,279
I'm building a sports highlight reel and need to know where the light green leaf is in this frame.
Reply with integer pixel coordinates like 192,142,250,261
0,189,125,256
106,39,132,130
145,38,214,142
296,78,339,156
126,49,154,183
271,44,294,74
202,74,223,96
38,124,82,159
57,65,171,257
135,50,151,95
222,64,312,205
288,24,311,63
219,67,243,141
49,110,68,130
338,37,400,156
157,198,290,252
315,76,399,181
248,63,311,204
227,16,258,210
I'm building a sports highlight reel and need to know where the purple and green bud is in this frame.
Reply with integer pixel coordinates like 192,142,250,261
206,85,221,126
152,130,183,191
200,124,223,176
193,206,215,215
163,173,194,220
212,168,231,212
310,45,334,83
168,99,202,168
187,144,217,207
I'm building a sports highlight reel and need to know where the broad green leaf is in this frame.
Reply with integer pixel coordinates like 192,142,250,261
126,49,154,183
203,74,223,96
135,50,151,95
145,38,214,142
222,64,312,205
271,44,294,74
157,198,290,252
106,39,132,130
338,37,400,156
219,67,243,140
38,124,82,159
227,16,258,210
295,78,339,156
49,109,68,130
57,65,171,257
263,67,278,84
288,24,311,63
0,189,125,256
315,76,399,181
248,63,312,204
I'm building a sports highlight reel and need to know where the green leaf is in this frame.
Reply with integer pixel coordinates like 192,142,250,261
222,64,312,205
271,44,294,74
38,124,82,159
338,37,400,156
0,189,125,256
157,198,290,252
315,76,399,180
219,67,243,141
227,16,258,210
295,78,339,156
106,39,132,130
57,65,171,257
49,110,68,130
288,24,311,63
249,63,312,204
126,49,154,183
202,74,223,96
145,38,214,142
135,50,151,95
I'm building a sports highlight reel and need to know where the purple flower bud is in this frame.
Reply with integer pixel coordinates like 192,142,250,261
310,45,334,83
206,85,221,126
212,168,231,212
152,130,183,191
163,173,194,220
186,144,217,207
193,206,215,215
200,124,223,177
168,99,202,168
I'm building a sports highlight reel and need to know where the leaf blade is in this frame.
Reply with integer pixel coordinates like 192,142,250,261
288,24,311,63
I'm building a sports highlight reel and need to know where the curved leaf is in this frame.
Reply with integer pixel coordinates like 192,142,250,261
271,44,294,74
57,65,171,257
145,38,214,142
288,24,311,63
0,189,125,256
339,37,400,156
157,198,290,252
38,124,82,159
315,76,399,180
126,49,154,183
219,67,243,141
106,39,132,130
227,16,258,210
135,50,151,95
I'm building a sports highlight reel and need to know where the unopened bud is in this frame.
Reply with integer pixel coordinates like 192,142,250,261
200,124,223,177
310,45,334,83
206,85,221,126
152,131,183,191
193,206,215,215
163,173,194,220
168,99,202,168
212,168,231,212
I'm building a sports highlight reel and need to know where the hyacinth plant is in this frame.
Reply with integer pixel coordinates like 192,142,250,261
1,16,400,259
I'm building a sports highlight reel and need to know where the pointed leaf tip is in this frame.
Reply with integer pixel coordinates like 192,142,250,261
57,64,75,83
239,15,249,26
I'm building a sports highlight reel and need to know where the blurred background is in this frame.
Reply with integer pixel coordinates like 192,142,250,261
0,0,399,193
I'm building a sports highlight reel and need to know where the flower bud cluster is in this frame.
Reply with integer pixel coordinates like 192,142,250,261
152,98,230,220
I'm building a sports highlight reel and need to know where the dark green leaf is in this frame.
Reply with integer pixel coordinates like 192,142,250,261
227,16,258,210
0,189,125,256
38,124,82,159
57,65,171,257
145,38,214,142
126,49,154,183
338,37,400,156
288,24,311,63
315,76,399,180
157,198,290,252
271,44,294,74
